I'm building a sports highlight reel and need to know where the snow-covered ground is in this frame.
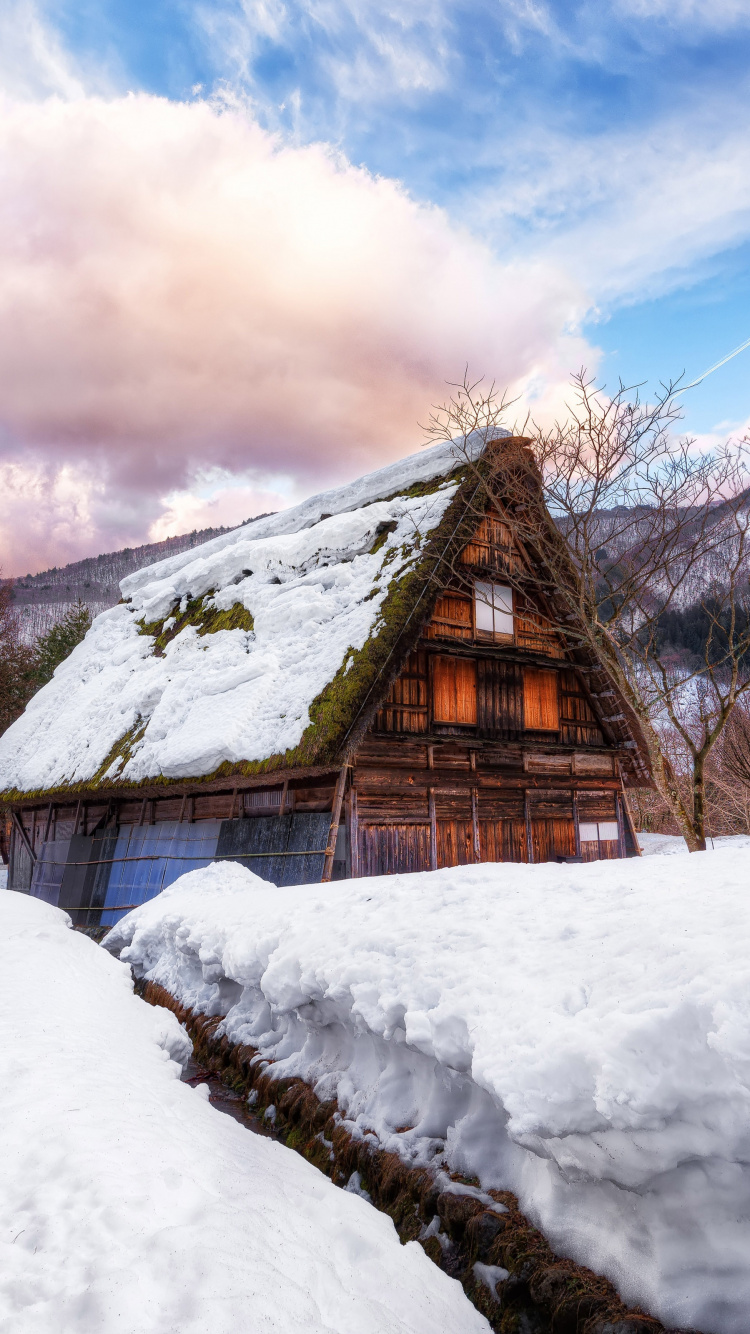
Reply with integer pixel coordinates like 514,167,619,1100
638,830,750,856
111,846,750,1334
0,890,489,1334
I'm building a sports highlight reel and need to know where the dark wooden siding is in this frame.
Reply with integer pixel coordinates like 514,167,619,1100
373,650,428,734
560,669,605,746
477,659,523,738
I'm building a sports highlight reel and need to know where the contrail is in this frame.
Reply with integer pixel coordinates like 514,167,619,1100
679,334,750,392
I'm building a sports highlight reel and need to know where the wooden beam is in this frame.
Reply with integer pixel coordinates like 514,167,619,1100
471,787,481,863
321,767,348,883
618,766,642,856
349,788,359,879
428,787,437,871
524,790,534,864
573,790,581,859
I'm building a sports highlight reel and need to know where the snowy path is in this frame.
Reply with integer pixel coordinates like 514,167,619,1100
110,848,750,1334
0,890,489,1334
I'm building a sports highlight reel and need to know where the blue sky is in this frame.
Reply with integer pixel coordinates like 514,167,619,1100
1,0,749,571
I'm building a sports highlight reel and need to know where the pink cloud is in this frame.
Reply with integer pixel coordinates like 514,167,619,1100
0,91,593,574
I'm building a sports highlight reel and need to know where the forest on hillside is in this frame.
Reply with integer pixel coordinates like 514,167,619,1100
3,514,272,640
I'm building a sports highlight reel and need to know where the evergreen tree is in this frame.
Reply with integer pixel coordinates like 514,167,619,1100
0,583,37,737
33,600,92,687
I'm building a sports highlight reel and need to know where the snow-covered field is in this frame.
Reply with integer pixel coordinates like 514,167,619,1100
111,846,750,1334
638,830,750,856
0,890,489,1334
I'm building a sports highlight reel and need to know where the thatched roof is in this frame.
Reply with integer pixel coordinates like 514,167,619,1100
0,438,491,800
0,432,651,803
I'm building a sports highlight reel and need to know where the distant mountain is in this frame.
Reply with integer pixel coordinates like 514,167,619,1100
5,514,274,641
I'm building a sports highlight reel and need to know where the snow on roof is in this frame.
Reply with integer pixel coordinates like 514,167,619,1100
0,437,494,798
111,845,750,1334
1,890,491,1334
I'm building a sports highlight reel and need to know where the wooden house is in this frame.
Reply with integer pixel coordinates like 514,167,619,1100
0,434,649,927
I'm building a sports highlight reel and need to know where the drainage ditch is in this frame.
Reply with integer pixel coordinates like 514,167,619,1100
139,977,694,1334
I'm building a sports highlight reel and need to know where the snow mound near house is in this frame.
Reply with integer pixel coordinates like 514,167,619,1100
111,847,750,1334
0,436,478,794
0,889,489,1334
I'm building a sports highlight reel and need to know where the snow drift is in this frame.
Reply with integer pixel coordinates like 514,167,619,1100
110,847,750,1334
0,890,489,1334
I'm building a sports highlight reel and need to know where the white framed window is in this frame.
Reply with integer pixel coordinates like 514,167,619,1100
579,821,619,843
474,581,513,637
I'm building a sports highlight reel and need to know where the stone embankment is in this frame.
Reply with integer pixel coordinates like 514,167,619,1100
137,978,695,1334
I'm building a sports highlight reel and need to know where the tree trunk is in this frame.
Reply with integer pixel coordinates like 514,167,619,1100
692,754,707,852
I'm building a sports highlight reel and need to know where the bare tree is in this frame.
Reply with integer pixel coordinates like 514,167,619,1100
424,370,750,851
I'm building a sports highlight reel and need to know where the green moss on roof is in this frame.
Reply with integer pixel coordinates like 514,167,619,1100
137,594,254,655
91,719,148,784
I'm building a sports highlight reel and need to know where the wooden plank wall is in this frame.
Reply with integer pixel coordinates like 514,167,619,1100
353,735,622,876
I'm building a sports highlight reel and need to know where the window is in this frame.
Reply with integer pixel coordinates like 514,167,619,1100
474,581,513,638
579,822,619,843
432,656,477,725
523,668,559,731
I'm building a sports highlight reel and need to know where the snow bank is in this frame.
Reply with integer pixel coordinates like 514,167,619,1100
110,848,750,1334
0,435,472,792
0,890,489,1334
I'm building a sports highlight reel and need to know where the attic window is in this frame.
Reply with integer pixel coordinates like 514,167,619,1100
474,581,513,638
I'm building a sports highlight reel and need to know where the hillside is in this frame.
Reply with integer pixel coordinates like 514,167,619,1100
5,515,273,640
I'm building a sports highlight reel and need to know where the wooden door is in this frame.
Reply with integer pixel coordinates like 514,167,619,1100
359,824,431,876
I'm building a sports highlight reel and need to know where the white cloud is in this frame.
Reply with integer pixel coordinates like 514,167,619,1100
0,90,592,573
465,95,750,304
615,0,750,29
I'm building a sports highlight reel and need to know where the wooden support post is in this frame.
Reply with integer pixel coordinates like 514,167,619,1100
138,798,147,827
188,796,195,824
73,799,82,837
322,767,348,883
11,812,36,865
229,788,238,820
428,788,437,871
349,788,359,879
81,804,87,837
615,793,627,860
427,744,434,771
573,790,581,859
178,794,187,824
471,787,481,863
618,768,641,856
524,790,534,864
278,780,289,818
43,803,54,845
